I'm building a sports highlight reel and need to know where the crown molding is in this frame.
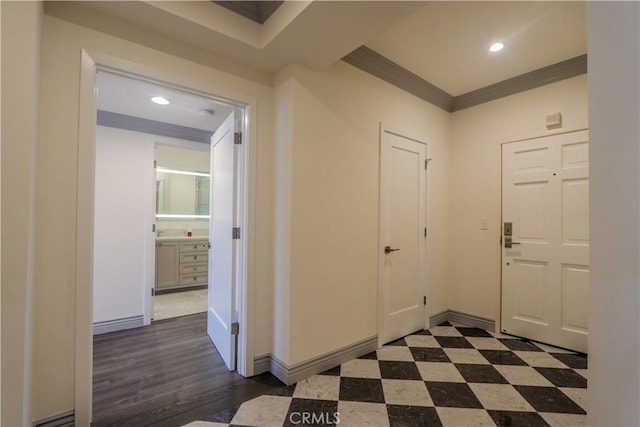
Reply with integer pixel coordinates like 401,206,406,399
342,47,587,113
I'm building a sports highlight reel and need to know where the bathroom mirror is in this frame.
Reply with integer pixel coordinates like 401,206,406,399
155,143,210,219
156,168,210,218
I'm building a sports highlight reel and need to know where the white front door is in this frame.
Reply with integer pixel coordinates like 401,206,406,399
501,130,589,353
208,112,238,370
379,125,427,345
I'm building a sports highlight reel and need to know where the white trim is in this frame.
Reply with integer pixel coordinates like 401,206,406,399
75,50,258,426
269,335,378,385
144,137,155,327
253,354,271,375
92,315,144,335
33,410,75,427
429,309,496,331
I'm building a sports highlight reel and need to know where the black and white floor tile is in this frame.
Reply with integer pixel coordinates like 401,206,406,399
184,322,587,426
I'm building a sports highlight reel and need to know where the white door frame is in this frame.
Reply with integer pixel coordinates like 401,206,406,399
377,122,429,346
75,50,257,425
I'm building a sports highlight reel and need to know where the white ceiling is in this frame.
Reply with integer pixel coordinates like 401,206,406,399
57,1,587,100
96,71,234,131
367,1,586,96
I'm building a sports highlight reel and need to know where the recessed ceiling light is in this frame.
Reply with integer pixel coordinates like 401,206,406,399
489,42,505,53
151,96,170,105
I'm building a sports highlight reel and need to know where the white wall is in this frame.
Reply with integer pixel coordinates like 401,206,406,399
33,13,275,420
449,75,588,324
273,62,451,365
1,2,42,425
93,126,154,324
587,2,640,426
156,143,209,171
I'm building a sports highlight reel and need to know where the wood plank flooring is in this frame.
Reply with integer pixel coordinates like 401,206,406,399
93,313,284,427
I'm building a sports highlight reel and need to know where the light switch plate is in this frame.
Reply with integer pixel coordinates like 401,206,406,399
481,217,489,230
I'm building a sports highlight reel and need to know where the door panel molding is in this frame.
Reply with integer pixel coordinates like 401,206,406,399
501,129,589,353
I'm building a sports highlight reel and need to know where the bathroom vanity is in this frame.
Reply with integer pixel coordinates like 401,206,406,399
155,237,209,292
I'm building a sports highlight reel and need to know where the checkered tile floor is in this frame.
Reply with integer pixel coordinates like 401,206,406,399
184,322,587,426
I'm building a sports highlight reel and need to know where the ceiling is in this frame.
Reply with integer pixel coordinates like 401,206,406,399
212,1,283,25
367,1,586,96
96,71,234,132
54,1,588,110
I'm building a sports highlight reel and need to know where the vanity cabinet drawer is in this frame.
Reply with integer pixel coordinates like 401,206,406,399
180,262,208,275
180,241,208,252
156,238,209,291
180,273,208,285
180,252,208,264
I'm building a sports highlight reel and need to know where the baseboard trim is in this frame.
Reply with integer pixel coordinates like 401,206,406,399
429,310,450,328
93,315,144,335
448,310,495,331
33,410,74,427
253,353,271,375
430,309,495,332
269,335,378,385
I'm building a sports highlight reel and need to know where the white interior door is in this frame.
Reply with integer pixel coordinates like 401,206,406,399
501,130,589,353
208,112,237,370
379,125,427,345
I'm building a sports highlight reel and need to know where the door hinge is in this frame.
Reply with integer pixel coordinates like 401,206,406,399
231,322,239,335
234,132,242,145
424,228,427,238
425,158,432,170
152,288,155,296
423,296,427,306
152,224,156,233
232,227,241,239
153,160,157,168
207,241,212,249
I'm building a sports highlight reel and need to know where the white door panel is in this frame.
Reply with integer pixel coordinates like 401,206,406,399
379,126,427,345
502,130,589,353
208,112,237,370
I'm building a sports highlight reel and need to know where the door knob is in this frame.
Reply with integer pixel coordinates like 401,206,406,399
384,246,400,254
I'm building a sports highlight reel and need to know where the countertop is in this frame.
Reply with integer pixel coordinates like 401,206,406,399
156,236,208,241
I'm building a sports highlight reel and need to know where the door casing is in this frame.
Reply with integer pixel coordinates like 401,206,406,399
75,50,257,425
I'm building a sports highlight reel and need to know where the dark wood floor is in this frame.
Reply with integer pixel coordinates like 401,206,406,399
93,313,285,427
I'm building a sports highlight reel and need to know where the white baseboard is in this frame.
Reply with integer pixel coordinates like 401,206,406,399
33,410,74,427
93,315,144,335
260,335,378,386
430,309,495,331
253,353,271,375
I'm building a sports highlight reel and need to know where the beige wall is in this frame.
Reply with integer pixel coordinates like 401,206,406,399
1,2,42,425
449,75,588,324
274,63,451,365
32,14,275,420
587,3,640,425
9,2,596,423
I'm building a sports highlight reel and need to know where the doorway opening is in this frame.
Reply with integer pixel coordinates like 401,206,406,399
77,56,254,425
